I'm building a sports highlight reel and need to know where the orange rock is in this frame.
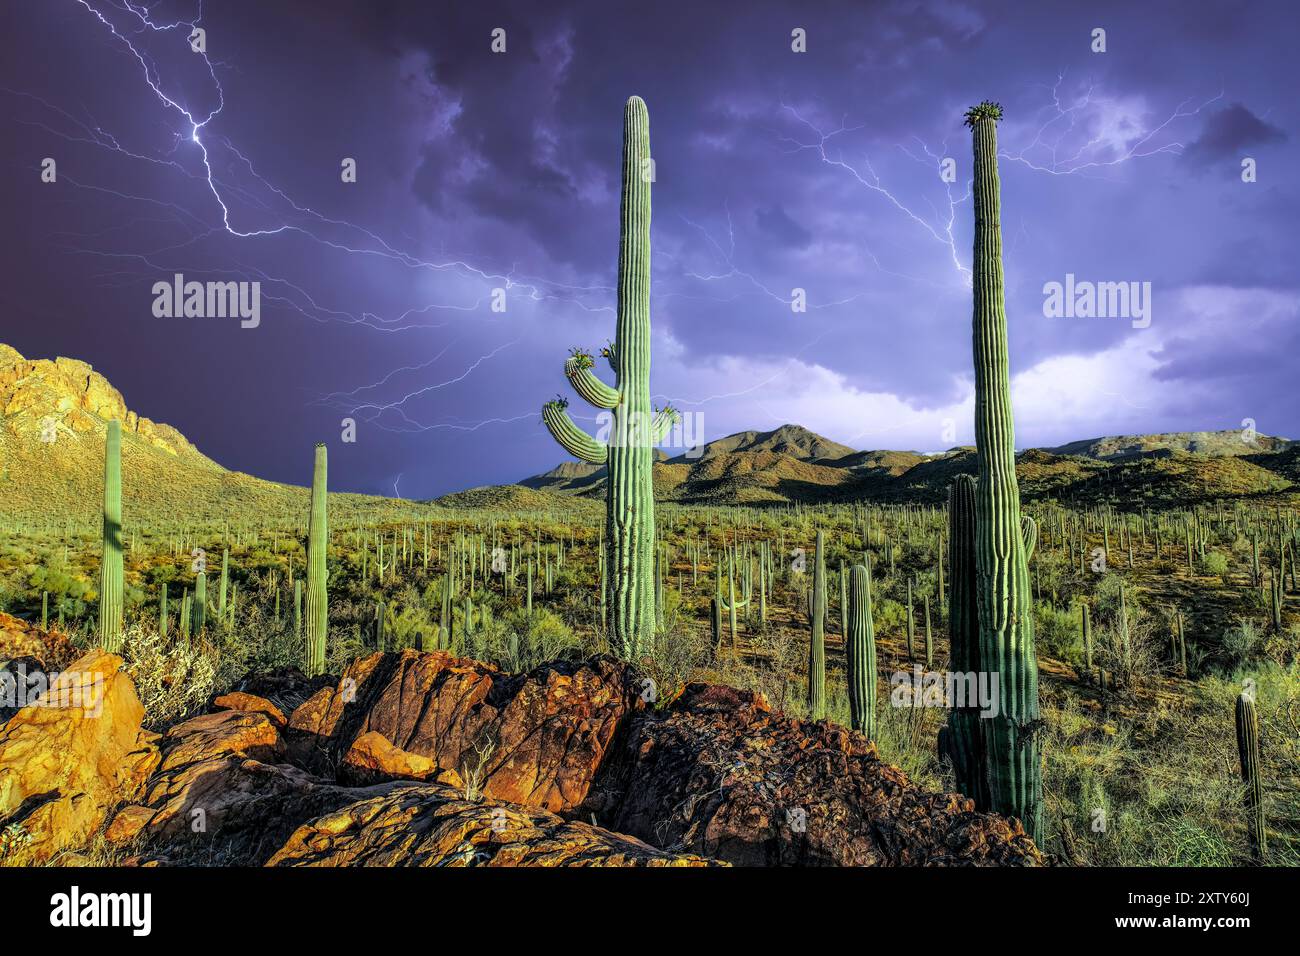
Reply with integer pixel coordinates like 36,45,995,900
158,710,283,771
340,731,463,788
212,691,288,728
288,651,641,812
0,649,157,861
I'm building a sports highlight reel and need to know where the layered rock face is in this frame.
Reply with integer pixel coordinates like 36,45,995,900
0,628,1044,867
286,651,641,812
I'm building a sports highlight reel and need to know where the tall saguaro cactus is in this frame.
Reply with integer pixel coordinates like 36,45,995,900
98,419,124,652
966,101,1042,841
807,530,827,720
539,97,676,660
305,443,329,676
846,561,877,740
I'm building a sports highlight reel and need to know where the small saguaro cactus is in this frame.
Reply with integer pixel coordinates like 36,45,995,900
305,443,329,677
538,96,678,661
846,561,877,740
966,100,1043,841
98,419,124,652
1235,691,1266,861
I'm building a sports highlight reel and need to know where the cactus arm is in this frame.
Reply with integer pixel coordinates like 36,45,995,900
542,400,608,465
650,405,679,445
1021,515,1038,562
565,353,621,409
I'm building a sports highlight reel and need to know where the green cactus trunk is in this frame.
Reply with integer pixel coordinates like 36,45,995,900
193,571,207,633
942,474,987,809
159,582,168,640
846,561,877,740
603,96,657,660
305,443,329,676
1235,692,1266,861
539,98,674,661
98,419,124,652
808,529,826,720
968,102,1042,841
218,548,229,622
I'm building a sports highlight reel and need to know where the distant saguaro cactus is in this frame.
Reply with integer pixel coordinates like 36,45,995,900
98,419,124,652
305,443,329,676
846,561,877,740
538,97,677,661
966,100,1042,841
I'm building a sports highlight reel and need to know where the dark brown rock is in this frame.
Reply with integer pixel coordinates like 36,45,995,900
585,682,1045,866
267,784,721,867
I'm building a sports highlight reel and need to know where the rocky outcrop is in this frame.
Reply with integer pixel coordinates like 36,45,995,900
287,651,640,812
4,642,1043,867
0,649,159,862
267,784,719,867
586,684,1044,866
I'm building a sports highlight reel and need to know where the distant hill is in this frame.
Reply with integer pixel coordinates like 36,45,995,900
3,342,1293,519
0,344,417,525
510,423,1298,508
1046,430,1291,461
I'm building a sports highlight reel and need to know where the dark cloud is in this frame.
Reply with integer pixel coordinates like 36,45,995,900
1181,103,1286,167
1,0,1298,497
754,204,812,249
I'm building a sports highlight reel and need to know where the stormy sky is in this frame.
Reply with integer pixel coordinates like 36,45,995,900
1,0,1296,498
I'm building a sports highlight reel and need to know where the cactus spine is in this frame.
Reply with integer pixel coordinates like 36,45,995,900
98,419,124,652
846,561,877,740
1235,692,1265,861
538,97,676,660
966,101,1042,840
305,443,329,676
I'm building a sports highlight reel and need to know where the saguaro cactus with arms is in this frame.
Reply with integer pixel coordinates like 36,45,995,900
539,96,677,659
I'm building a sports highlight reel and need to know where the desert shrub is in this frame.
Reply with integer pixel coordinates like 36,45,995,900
121,624,219,730
1201,550,1230,580
1221,618,1265,671
1036,603,1083,666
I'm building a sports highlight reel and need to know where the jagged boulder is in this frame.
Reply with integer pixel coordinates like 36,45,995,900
105,706,398,865
267,784,720,868
585,683,1045,866
287,651,641,812
0,649,159,862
